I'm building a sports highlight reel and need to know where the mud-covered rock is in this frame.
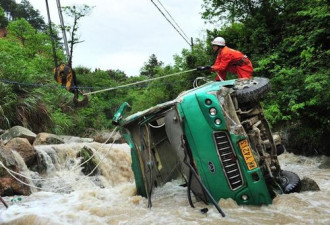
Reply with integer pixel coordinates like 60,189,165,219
33,133,64,146
92,130,125,144
0,177,31,196
300,177,320,192
0,143,31,196
77,146,98,176
5,138,37,167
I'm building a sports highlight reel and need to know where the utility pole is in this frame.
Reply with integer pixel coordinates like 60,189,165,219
56,0,70,64
45,0,57,67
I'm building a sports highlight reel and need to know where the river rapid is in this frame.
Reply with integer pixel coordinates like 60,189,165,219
0,143,329,225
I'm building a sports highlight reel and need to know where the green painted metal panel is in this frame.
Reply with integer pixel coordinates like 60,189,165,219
120,129,147,197
178,87,272,205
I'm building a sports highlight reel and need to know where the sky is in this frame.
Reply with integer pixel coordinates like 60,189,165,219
26,0,211,76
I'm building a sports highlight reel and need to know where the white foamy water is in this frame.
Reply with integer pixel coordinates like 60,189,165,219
0,144,329,225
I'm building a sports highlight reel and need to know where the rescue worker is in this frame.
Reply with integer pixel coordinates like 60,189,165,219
197,37,253,81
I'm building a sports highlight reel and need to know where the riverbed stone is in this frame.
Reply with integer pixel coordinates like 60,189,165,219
92,130,125,144
300,177,320,192
5,137,37,167
0,143,32,196
0,177,31,196
33,133,64,146
0,142,17,168
0,126,36,144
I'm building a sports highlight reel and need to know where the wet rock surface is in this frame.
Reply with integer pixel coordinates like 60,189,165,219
33,133,65,146
300,177,321,192
0,126,36,144
5,138,37,167
0,143,31,196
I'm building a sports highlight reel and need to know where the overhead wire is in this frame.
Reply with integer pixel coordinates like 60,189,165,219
84,68,197,95
155,0,190,41
1,66,198,92
150,0,192,47
0,74,194,92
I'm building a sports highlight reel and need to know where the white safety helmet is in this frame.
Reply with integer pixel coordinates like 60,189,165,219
211,37,226,46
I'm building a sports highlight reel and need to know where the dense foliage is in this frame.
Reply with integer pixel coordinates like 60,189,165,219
0,0,45,30
0,1,329,156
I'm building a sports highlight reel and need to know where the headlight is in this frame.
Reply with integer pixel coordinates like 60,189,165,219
205,99,212,105
215,118,222,125
209,107,217,116
241,195,249,201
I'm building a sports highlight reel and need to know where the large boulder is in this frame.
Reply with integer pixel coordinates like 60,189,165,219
0,143,31,196
33,133,64,146
77,146,98,176
0,126,36,144
300,177,320,192
92,130,125,144
5,138,37,167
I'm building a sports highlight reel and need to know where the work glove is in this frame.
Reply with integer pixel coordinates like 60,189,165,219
196,66,211,71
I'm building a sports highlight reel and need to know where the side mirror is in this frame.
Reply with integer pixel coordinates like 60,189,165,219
112,102,131,126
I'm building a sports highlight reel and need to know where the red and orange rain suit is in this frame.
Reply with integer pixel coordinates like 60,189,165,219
211,46,253,81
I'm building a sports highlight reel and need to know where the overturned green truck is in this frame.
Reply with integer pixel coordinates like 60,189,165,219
112,77,301,214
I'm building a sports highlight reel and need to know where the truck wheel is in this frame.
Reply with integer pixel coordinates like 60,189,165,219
236,77,271,103
279,170,301,193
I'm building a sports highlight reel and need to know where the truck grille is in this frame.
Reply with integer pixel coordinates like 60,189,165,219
213,132,243,190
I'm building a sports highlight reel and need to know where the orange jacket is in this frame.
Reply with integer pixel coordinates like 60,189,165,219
211,46,253,81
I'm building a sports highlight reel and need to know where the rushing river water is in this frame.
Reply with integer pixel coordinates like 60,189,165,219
0,143,329,225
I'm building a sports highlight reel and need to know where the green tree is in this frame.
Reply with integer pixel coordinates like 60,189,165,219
140,54,164,78
0,0,16,17
0,0,45,30
62,4,94,67
7,18,34,45
13,0,45,30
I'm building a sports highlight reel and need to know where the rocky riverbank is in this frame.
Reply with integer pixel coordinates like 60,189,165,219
0,126,124,196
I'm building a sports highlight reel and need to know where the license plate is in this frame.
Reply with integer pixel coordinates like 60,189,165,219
239,139,258,170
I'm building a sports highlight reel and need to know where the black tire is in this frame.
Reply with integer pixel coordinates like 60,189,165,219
236,77,271,103
279,170,301,194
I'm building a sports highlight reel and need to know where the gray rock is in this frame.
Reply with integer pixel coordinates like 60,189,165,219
33,133,64,146
92,130,125,144
300,177,320,192
0,143,17,167
0,126,36,144
0,143,32,196
5,138,37,167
